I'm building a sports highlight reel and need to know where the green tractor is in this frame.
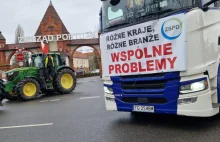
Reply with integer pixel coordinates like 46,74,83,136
0,52,76,102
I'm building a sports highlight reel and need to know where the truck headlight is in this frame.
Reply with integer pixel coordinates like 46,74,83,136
104,86,113,94
178,97,197,105
180,79,208,94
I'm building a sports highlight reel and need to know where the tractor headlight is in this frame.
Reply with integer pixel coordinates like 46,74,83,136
6,71,19,81
180,79,208,94
104,86,113,94
7,72,14,76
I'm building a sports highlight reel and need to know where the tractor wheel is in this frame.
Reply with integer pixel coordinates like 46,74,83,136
15,78,40,101
5,91,18,101
53,68,76,94
0,82,6,103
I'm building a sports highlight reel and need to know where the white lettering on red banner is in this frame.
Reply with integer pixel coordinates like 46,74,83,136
100,13,186,77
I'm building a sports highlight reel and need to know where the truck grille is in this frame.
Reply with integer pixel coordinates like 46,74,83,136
110,72,180,95
120,73,165,79
111,72,179,105
122,97,167,104
121,80,166,90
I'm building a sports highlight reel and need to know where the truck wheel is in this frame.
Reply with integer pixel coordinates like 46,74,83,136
53,68,76,94
15,78,40,101
5,91,18,101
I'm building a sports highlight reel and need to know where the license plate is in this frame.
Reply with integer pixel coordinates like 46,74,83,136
133,105,154,113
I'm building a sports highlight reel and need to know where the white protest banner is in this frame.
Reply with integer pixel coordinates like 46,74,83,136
100,13,187,77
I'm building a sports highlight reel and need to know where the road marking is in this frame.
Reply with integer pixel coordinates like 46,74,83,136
40,100,49,103
40,99,60,103
80,96,100,100
77,80,100,83
0,123,53,130
50,99,60,102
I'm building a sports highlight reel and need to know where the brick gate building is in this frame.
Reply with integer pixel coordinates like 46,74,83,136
0,1,101,74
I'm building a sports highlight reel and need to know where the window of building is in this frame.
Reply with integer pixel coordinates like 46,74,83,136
49,27,53,32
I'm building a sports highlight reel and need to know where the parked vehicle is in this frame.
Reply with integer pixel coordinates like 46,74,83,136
91,69,100,73
76,69,85,75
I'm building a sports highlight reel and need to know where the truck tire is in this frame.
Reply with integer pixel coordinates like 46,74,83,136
15,78,40,101
53,68,76,94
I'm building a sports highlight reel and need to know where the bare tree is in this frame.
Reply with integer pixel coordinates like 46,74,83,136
15,24,24,43
86,25,99,39
93,54,99,69
215,1,220,7
87,31,97,38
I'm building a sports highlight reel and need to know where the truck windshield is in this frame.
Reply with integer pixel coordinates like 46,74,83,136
102,0,196,30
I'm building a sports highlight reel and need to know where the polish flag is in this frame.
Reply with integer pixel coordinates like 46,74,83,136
41,40,49,54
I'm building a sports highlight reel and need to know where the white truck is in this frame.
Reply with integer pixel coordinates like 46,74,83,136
99,0,220,117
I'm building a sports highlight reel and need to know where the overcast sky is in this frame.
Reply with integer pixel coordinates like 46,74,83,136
0,0,101,47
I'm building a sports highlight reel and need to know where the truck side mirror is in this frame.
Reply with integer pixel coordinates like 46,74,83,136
202,0,219,11
110,0,120,6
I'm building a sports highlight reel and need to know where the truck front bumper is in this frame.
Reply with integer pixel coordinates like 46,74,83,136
104,90,219,117
177,91,219,117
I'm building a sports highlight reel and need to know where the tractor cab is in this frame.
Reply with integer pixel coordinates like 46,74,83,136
29,52,68,88
30,52,66,69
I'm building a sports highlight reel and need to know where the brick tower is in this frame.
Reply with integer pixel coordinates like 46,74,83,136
35,1,70,52
35,1,69,36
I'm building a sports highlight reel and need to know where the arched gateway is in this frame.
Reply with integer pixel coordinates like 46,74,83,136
68,39,101,72
0,1,102,74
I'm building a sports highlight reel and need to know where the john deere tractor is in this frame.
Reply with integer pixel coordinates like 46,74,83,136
0,52,76,101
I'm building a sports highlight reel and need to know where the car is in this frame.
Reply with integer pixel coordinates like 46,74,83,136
76,69,84,75
91,69,100,73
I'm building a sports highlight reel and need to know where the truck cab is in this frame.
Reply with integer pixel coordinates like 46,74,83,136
100,0,220,117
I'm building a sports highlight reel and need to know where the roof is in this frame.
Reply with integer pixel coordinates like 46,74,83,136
35,1,69,36
73,51,88,59
67,38,99,46
0,43,40,51
0,31,5,40
84,52,95,57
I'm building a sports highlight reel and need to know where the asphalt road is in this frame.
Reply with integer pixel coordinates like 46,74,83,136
1,76,220,142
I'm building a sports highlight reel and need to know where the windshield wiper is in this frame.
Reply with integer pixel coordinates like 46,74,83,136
138,9,174,19
139,7,192,19
103,9,174,31
104,22,130,31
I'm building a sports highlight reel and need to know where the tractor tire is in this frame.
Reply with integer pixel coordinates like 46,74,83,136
15,78,40,101
53,68,76,94
5,91,18,101
0,82,6,103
